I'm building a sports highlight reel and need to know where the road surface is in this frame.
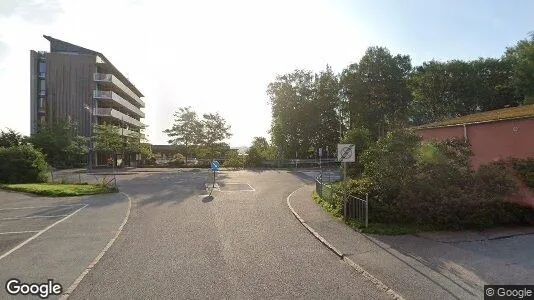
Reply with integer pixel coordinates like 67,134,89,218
69,170,389,299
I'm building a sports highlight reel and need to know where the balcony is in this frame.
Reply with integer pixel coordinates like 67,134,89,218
93,90,145,118
121,128,145,140
93,73,145,108
93,108,145,129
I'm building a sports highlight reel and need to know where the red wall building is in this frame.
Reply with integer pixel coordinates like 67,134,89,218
414,106,534,207
417,118,534,169
414,105,534,169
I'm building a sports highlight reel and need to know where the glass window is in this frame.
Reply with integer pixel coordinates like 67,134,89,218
40,79,45,89
39,98,45,108
39,61,46,73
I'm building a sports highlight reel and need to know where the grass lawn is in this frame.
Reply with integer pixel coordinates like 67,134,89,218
312,191,431,235
0,183,117,197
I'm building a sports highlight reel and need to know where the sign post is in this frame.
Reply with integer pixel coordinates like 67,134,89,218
318,148,323,179
210,160,220,195
337,144,355,181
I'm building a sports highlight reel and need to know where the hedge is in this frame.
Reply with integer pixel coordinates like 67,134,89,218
0,144,50,184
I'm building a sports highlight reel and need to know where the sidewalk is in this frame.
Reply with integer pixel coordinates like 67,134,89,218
288,184,481,300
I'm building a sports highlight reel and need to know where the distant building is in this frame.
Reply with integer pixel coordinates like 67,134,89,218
414,105,534,168
30,35,145,166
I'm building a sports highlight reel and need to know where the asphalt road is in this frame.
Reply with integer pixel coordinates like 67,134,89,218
69,170,390,299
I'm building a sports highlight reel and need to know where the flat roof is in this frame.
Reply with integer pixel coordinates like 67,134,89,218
413,104,534,129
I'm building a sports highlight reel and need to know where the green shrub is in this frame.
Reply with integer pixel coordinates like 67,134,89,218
341,127,372,178
511,158,534,188
334,133,533,230
165,159,185,167
475,162,517,199
223,154,245,168
360,129,420,201
0,144,50,183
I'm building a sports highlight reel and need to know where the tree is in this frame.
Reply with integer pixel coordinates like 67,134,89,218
268,68,341,159
246,137,275,167
408,58,520,125
505,33,534,103
29,119,87,168
0,128,26,148
200,112,232,159
93,123,122,168
163,106,203,164
124,128,149,164
313,66,341,156
340,47,412,140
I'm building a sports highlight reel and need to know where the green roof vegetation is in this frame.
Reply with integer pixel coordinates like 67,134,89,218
414,104,534,129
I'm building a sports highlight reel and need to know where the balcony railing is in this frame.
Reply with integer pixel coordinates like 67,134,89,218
94,108,145,128
93,90,145,118
93,73,145,108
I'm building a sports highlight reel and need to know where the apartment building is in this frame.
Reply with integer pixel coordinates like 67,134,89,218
30,35,145,166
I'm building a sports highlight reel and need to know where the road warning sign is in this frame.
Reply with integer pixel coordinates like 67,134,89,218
337,144,355,162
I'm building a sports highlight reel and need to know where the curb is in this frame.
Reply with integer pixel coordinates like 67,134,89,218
286,184,405,300
59,191,132,299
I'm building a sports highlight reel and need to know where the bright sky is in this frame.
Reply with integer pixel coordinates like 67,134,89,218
0,0,533,147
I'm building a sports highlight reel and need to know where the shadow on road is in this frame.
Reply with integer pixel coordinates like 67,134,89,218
201,195,214,203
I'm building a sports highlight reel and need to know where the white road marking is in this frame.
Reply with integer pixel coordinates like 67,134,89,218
217,182,256,192
60,192,132,299
0,230,40,235
0,215,70,221
0,204,88,261
0,204,84,211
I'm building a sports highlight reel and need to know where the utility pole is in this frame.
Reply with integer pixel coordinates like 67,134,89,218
85,103,94,171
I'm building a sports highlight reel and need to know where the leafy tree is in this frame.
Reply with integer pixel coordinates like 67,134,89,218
195,142,231,160
124,128,149,161
223,151,245,168
408,58,520,125
268,67,341,158
340,47,412,139
200,112,232,159
340,127,372,178
505,33,534,103
313,66,341,155
163,106,204,163
139,143,152,161
246,137,275,167
93,123,122,167
0,128,26,148
29,119,87,168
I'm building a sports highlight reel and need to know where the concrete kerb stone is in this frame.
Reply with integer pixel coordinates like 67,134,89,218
59,191,132,299
286,184,405,300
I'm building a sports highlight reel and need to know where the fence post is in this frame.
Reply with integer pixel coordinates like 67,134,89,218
343,194,347,220
50,171,54,183
365,193,369,228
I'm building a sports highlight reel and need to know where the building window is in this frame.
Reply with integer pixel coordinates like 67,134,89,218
39,61,46,73
39,98,45,108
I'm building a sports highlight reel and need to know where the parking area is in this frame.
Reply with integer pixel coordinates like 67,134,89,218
0,190,128,298
0,198,88,259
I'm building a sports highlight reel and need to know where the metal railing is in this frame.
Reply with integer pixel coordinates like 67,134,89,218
93,73,145,108
315,177,368,227
93,90,145,118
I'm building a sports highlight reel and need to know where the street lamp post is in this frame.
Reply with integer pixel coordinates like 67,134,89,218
84,104,94,171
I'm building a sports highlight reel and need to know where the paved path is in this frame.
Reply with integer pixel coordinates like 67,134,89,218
0,190,128,299
69,170,390,299
288,183,534,300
